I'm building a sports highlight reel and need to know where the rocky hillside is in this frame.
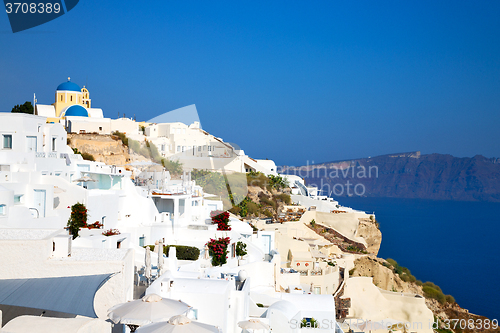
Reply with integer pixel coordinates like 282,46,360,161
67,133,148,166
351,256,497,333
282,152,500,202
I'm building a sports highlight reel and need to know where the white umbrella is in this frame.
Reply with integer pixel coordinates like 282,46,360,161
158,241,164,277
136,315,219,333
72,175,96,183
145,247,152,281
238,319,270,331
204,244,209,260
107,294,191,328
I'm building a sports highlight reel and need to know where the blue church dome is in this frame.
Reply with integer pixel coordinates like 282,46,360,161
64,105,88,117
57,80,81,92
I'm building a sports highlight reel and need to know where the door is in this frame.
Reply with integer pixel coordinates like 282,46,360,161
34,189,46,218
26,136,37,152
262,234,271,254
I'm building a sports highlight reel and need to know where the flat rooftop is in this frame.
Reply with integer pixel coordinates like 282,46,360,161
0,229,60,240
61,248,129,262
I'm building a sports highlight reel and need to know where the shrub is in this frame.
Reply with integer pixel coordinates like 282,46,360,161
386,258,398,267
263,209,273,218
236,241,247,257
386,258,416,282
86,221,103,229
206,237,231,266
144,245,200,260
268,174,289,190
165,245,200,260
112,131,129,146
211,211,231,231
256,303,264,308
81,152,95,161
260,197,276,209
310,219,316,227
422,282,455,305
162,159,183,175
346,245,366,253
349,268,355,276
102,229,120,236
423,285,446,304
246,172,269,189
67,203,87,239
423,281,442,293
273,193,291,204
247,201,260,216
229,206,241,216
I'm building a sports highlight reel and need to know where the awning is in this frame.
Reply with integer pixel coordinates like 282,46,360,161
0,274,114,318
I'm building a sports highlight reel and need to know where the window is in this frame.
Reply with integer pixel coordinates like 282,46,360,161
60,95,63,101
0,205,6,215
182,146,185,152
313,287,321,295
14,195,23,204
198,146,201,151
177,146,181,153
208,146,212,152
70,95,73,102
191,309,198,320
52,137,57,151
99,127,102,131
3,135,12,149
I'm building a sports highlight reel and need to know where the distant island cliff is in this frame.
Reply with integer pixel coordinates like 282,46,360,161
281,152,500,202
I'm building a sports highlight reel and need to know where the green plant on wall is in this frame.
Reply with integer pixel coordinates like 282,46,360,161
206,237,231,266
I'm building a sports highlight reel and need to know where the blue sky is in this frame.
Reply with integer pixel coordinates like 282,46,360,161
1,1,499,165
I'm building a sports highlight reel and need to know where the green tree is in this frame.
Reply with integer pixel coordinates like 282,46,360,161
67,203,88,239
11,101,34,114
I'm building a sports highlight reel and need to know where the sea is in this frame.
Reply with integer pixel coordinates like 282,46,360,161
335,196,500,321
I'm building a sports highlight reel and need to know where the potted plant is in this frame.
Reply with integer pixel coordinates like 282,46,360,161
236,241,247,265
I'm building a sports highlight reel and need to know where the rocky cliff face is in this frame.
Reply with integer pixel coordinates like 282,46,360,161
351,256,496,333
282,152,500,202
354,218,381,255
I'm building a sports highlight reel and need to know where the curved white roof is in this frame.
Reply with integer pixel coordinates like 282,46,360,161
266,300,299,320
1,316,109,333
